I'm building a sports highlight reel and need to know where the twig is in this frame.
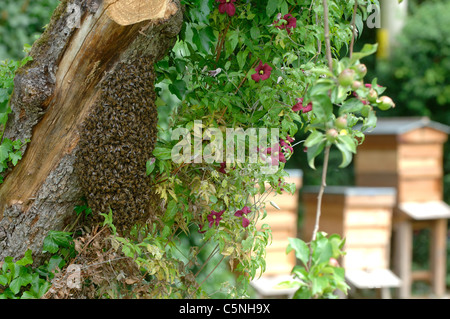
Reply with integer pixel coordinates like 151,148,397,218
322,0,333,71
311,145,331,242
349,0,358,59
310,0,334,242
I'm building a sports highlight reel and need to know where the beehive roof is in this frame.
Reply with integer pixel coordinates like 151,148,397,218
365,116,450,135
302,186,397,196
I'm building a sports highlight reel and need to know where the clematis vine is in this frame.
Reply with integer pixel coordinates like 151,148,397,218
274,13,297,34
280,136,294,153
251,61,272,82
260,143,287,166
208,210,225,228
292,97,313,113
217,0,236,17
234,206,251,228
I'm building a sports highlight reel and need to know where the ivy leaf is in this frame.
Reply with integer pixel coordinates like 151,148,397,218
9,268,32,295
9,151,22,166
42,231,73,254
16,249,33,267
0,139,13,162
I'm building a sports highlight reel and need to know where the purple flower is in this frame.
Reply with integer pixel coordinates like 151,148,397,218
274,14,297,33
218,162,227,174
280,138,294,153
292,97,313,113
234,206,251,217
235,206,251,228
251,61,272,82
208,210,224,228
265,144,287,166
217,0,236,17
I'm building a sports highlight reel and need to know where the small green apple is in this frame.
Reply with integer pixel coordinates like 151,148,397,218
377,96,395,111
338,69,356,87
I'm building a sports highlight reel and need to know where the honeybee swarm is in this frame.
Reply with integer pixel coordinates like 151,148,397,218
75,55,159,232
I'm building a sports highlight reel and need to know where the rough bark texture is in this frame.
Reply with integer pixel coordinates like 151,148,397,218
0,0,183,261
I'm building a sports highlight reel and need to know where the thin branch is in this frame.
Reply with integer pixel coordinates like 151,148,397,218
349,0,358,58
311,145,331,242
322,0,333,71
310,0,334,242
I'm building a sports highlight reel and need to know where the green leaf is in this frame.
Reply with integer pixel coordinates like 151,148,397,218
339,98,364,115
287,238,310,267
306,140,326,169
42,231,73,253
335,140,353,168
0,275,8,286
168,79,187,100
9,151,22,166
310,94,333,122
237,49,248,70
350,43,379,63
304,131,324,148
146,159,156,175
153,147,173,160
164,200,178,222
293,286,312,299
311,275,328,296
266,0,278,17
0,139,13,162
361,108,377,132
250,26,260,40
312,237,333,264
9,268,32,295
16,249,33,267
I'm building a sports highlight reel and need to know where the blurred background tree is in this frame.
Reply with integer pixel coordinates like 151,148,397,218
0,0,59,60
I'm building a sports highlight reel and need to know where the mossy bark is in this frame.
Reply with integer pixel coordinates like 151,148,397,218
0,0,182,261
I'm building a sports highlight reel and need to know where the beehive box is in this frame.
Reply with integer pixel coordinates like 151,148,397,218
302,186,397,271
256,169,303,276
354,117,450,203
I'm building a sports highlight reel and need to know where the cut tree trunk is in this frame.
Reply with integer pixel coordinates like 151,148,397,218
0,0,183,261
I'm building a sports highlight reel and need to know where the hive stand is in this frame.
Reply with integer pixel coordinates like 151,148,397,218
354,117,450,298
250,169,303,298
302,186,401,298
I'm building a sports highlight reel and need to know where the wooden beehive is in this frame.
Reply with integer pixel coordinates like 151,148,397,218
256,169,303,276
302,186,397,271
354,117,450,203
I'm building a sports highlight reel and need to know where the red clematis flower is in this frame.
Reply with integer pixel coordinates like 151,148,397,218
265,143,287,166
280,138,294,153
234,206,251,217
274,13,297,34
251,61,272,82
208,210,224,228
217,0,236,17
218,162,227,174
292,97,313,113
235,206,251,228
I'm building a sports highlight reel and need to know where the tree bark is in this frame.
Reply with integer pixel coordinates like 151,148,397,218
0,0,183,261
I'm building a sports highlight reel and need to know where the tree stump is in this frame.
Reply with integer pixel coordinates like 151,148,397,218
0,0,183,261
